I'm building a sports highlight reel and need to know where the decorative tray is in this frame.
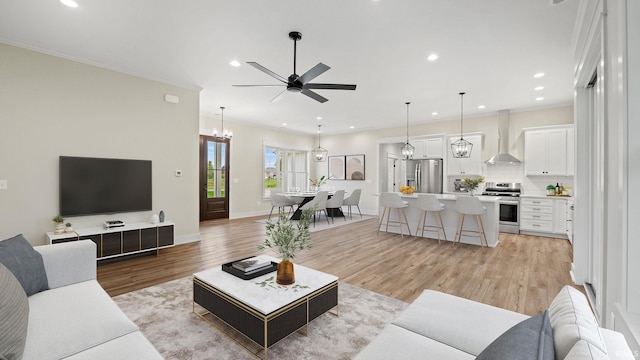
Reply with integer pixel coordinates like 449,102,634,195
222,257,278,280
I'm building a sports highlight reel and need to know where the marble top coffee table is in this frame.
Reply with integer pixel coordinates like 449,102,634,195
192,256,339,359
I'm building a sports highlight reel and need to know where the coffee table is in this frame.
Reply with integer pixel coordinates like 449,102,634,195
192,256,339,359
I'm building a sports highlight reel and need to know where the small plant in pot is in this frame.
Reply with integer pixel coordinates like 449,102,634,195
52,215,65,234
546,185,556,195
65,222,74,233
463,176,485,196
258,207,314,285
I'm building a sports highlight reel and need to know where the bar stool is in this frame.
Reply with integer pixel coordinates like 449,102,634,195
378,192,411,237
454,196,488,248
415,194,447,244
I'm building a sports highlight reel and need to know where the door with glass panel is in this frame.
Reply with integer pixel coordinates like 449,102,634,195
200,136,229,220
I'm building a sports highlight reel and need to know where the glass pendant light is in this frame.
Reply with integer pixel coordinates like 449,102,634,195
401,102,414,160
213,106,233,139
451,92,473,158
311,125,328,162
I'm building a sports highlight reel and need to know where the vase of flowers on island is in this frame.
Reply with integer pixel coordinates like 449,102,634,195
463,176,485,196
309,175,326,191
258,208,314,285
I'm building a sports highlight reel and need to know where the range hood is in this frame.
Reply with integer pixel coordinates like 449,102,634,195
485,110,522,165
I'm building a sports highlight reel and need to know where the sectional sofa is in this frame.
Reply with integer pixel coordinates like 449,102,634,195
356,286,634,359
0,236,162,359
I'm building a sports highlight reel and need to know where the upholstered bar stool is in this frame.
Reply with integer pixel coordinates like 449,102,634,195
415,194,447,244
378,192,411,237
454,196,488,248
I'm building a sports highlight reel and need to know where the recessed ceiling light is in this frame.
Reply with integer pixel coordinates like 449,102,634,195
535,86,544,91
349,125,355,129
282,123,287,126
536,97,544,101
427,54,438,61
478,105,486,109
229,60,241,67
316,116,322,120
60,0,78,8
432,112,438,116
534,72,545,78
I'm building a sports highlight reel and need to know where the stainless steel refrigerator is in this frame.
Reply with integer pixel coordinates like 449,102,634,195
406,158,443,193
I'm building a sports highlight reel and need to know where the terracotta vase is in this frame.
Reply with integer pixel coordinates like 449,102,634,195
276,259,295,285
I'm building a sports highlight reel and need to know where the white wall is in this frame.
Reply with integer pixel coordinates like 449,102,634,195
0,43,201,245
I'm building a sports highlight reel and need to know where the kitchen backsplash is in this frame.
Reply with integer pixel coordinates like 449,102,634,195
447,164,574,196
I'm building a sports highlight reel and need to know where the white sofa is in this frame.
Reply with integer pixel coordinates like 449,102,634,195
356,287,634,360
22,240,162,359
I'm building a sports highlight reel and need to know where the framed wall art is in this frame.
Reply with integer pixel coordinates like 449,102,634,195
328,155,346,180
346,154,365,180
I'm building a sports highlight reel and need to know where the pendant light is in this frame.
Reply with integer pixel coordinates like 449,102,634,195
213,106,233,139
401,102,414,160
311,125,328,162
451,92,473,158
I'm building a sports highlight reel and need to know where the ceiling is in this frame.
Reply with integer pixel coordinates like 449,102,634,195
0,0,579,135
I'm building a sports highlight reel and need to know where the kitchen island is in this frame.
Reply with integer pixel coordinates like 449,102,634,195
377,193,500,247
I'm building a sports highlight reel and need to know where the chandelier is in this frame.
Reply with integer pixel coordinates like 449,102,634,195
213,106,232,139
401,101,414,160
451,92,473,158
311,125,328,162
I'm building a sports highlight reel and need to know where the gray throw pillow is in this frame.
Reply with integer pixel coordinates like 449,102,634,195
0,234,49,296
0,263,29,360
476,310,554,360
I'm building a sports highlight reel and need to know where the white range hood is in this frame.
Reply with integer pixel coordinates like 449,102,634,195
485,110,522,165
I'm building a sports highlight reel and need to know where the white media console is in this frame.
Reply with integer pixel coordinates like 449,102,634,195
46,221,174,260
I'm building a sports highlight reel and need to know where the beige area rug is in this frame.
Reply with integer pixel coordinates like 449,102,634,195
113,276,407,360
256,214,375,233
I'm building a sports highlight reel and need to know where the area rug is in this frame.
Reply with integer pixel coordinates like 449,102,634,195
113,276,407,359
256,215,375,233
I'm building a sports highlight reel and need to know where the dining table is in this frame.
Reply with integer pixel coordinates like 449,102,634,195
284,191,345,220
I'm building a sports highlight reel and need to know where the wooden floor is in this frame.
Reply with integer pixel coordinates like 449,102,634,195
97,215,578,316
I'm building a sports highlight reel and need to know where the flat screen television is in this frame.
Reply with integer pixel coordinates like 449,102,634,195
59,156,152,217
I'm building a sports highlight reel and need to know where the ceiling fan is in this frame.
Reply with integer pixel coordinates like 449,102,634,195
233,31,356,103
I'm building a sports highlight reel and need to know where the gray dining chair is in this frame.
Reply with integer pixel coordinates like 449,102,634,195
301,191,330,226
325,190,345,223
342,189,362,219
268,189,296,219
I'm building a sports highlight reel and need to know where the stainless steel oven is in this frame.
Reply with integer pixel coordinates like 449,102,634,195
483,182,521,234
498,198,520,234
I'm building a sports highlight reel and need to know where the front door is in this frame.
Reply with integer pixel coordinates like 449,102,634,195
200,135,229,220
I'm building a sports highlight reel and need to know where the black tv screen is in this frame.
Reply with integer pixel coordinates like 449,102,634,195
60,156,152,217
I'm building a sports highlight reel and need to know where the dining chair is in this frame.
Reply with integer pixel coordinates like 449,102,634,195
325,190,345,223
301,191,330,226
342,189,362,220
268,189,296,219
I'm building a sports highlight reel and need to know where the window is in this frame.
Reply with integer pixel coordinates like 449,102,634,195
264,145,308,198
207,140,227,198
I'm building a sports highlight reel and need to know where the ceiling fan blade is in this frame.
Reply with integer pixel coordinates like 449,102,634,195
247,62,288,83
232,84,286,87
301,89,329,103
305,83,357,91
270,89,289,103
297,63,331,85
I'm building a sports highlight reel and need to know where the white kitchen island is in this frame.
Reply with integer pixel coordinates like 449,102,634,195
377,193,500,247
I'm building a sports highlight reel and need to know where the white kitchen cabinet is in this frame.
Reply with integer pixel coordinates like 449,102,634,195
520,197,568,239
566,127,575,176
524,126,574,176
447,134,483,176
412,136,445,159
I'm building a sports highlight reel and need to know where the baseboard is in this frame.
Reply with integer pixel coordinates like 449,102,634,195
175,233,200,245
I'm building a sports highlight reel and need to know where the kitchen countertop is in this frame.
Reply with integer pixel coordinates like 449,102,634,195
520,194,572,199
375,192,499,203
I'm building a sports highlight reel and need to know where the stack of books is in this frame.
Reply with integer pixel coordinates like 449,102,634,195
231,256,273,275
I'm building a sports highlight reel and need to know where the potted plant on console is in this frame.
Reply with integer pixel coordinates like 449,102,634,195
52,215,65,234
258,208,314,285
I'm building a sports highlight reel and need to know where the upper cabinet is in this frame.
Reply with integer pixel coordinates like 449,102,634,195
446,134,483,176
412,135,445,159
524,125,574,176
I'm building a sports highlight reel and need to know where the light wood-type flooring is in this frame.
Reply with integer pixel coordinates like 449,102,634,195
97,216,578,316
